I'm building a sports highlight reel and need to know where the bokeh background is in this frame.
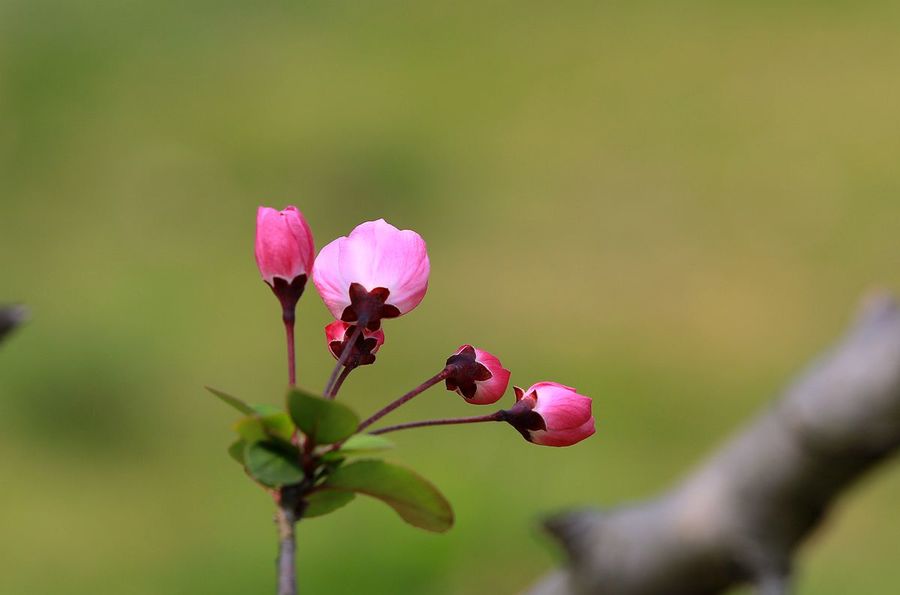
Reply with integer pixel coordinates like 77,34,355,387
2,1,900,593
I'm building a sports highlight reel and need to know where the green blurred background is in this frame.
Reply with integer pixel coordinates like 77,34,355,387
2,1,899,593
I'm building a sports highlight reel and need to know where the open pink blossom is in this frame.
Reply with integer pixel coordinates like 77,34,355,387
444,345,511,405
313,219,429,330
504,382,595,447
325,321,385,367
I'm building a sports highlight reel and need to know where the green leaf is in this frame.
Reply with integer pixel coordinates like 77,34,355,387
320,459,454,532
243,441,305,487
232,409,296,445
228,440,246,465
253,406,296,443
233,417,268,443
206,386,254,415
287,387,359,444
303,490,356,519
207,388,295,441
321,434,395,462
252,404,283,416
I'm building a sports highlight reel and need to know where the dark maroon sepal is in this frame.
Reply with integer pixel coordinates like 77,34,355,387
328,325,379,368
340,283,401,331
268,275,308,321
444,346,493,400
500,399,546,442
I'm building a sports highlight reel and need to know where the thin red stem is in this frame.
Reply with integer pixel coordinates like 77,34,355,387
356,368,452,433
328,366,354,398
284,315,296,386
369,410,505,436
323,324,364,397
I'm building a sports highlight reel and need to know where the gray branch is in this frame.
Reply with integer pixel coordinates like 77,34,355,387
528,292,900,595
0,305,27,344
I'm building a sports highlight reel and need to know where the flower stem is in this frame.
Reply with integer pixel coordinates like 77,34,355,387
369,410,505,436
356,368,452,433
276,504,297,595
323,324,364,397
283,313,296,386
328,365,354,398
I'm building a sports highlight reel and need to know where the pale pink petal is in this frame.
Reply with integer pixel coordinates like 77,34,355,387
313,219,429,318
324,320,349,344
283,206,316,273
469,347,511,405
313,237,352,318
528,381,578,394
530,418,596,447
529,383,592,430
368,328,386,352
324,320,385,351
336,219,429,314
323,320,386,361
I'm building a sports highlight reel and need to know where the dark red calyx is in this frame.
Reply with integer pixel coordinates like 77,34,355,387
328,324,379,368
340,283,400,331
444,345,493,400
499,399,546,442
269,275,308,321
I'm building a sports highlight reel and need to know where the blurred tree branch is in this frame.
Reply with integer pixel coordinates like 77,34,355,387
0,305,28,344
528,292,900,595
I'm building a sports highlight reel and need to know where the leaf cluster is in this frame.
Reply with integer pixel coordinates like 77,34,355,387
208,387,453,532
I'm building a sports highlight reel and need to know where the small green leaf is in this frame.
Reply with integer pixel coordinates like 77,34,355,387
243,441,305,487
228,440,246,465
287,388,359,444
335,433,394,453
303,490,356,518
254,406,296,443
252,404,283,416
321,434,395,462
320,459,454,532
208,388,296,442
206,386,254,415
233,417,268,443
232,409,296,444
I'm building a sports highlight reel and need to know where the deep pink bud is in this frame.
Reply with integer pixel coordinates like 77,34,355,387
503,382,595,447
255,206,315,285
325,321,385,368
255,206,316,313
312,219,429,330
444,345,511,405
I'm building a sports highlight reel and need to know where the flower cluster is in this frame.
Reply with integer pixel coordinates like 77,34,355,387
214,204,598,595
253,206,596,447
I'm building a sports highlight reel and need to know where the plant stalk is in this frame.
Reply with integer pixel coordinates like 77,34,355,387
328,365,354,398
283,313,296,386
323,324,364,397
369,410,505,435
357,368,453,433
276,504,297,595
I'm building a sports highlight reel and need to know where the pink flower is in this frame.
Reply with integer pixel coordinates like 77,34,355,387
325,321,385,367
313,219,429,330
444,345,511,405
255,206,316,317
255,206,315,286
504,382,595,447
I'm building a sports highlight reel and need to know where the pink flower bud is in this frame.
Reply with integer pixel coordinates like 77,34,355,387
255,206,316,312
325,321,385,367
312,219,429,330
255,206,315,285
503,382,595,447
444,345,511,405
